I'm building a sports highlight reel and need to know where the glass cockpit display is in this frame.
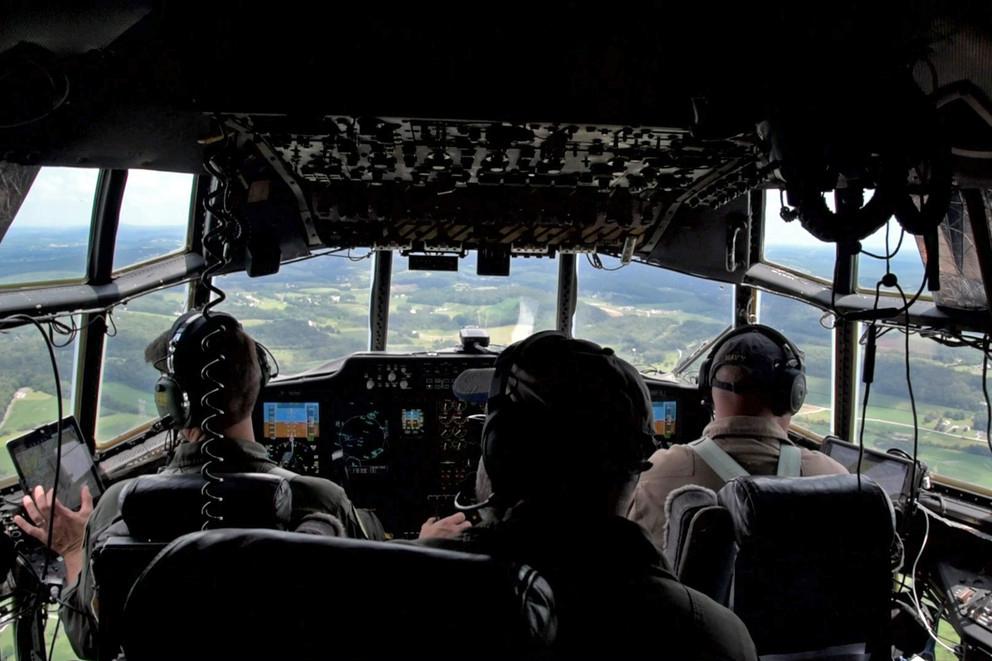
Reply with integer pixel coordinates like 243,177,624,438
401,408,425,435
653,400,677,439
262,402,321,474
256,356,498,535
263,402,319,441
337,409,389,474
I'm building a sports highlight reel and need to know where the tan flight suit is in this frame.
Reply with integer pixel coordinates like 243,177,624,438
628,415,848,550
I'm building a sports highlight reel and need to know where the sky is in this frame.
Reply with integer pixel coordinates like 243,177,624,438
11,167,194,229
9,166,914,261
762,188,919,256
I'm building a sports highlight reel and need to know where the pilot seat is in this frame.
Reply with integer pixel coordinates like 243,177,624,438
92,472,556,661
663,474,896,660
91,472,294,660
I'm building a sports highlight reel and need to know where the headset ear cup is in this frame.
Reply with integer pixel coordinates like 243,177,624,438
481,408,503,495
482,405,531,505
698,363,712,409
256,344,272,389
154,375,189,429
788,371,807,415
698,354,711,393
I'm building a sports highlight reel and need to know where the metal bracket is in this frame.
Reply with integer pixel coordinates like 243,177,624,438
223,116,322,247
725,212,749,273
641,157,746,254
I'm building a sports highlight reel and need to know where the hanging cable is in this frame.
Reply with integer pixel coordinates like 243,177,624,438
984,336,992,457
856,280,884,490
857,325,877,491
2,315,64,587
104,309,118,338
893,282,921,512
585,253,628,272
909,508,957,655
46,610,61,661
860,221,906,263
46,316,76,349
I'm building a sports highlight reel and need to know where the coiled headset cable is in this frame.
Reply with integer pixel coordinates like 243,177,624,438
197,130,244,529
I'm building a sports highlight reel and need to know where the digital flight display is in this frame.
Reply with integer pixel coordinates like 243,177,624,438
652,400,677,439
822,438,915,504
263,402,320,441
401,408,425,434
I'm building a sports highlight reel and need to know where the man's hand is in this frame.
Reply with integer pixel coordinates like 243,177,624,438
13,485,93,584
418,512,472,540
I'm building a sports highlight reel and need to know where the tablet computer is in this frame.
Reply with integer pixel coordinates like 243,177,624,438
7,416,104,510
821,436,920,506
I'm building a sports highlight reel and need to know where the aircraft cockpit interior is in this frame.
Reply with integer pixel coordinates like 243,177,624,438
2,2,992,659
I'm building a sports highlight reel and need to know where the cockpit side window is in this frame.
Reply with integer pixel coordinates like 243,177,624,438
857,218,927,293
758,291,835,437
112,170,194,272
387,252,558,352
855,325,992,490
0,166,99,286
762,190,931,301
575,258,732,375
95,284,189,446
761,190,837,284
0,317,80,482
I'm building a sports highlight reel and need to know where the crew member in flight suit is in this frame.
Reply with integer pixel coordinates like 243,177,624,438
14,311,380,659
419,331,757,660
628,324,847,549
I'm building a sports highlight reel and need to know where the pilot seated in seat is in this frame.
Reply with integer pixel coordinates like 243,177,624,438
13,311,382,660
628,324,847,548
419,330,757,660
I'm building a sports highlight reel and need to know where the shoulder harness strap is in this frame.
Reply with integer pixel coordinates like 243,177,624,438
689,437,750,483
776,443,802,477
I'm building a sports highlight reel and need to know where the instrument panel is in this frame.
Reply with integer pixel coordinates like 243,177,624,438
253,354,495,536
253,353,707,537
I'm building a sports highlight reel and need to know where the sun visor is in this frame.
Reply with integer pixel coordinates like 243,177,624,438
919,191,989,313
0,163,39,244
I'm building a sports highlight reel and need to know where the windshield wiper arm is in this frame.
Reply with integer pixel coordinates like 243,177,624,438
672,324,733,378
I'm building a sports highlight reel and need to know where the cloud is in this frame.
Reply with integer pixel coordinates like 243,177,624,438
763,189,903,253
12,167,194,229
14,167,100,228
119,170,194,227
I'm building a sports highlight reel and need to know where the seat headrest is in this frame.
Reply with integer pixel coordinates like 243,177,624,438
120,473,292,541
716,474,896,655
662,484,718,568
123,529,556,661
718,474,895,548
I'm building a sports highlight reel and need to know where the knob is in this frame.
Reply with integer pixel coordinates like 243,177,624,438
387,371,397,382
366,379,375,390
400,379,409,389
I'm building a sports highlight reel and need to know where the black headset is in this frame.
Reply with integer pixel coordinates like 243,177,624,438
154,311,274,430
697,324,806,416
479,331,654,507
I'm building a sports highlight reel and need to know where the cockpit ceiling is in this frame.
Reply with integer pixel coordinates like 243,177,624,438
1,2,991,261
226,114,755,255
1,3,985,161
